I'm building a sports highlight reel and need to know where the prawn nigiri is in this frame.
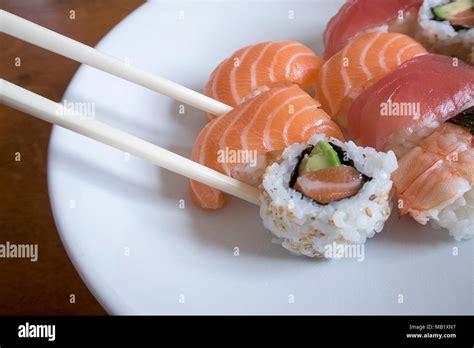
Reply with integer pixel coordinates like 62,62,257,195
316,32,427,129
189,85,344,209
392,121,474,240
204,41,324,119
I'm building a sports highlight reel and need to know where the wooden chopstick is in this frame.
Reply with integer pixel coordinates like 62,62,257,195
0,79,260,206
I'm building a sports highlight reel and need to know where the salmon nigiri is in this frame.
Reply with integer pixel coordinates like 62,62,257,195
204,41,324,120
348,54,474,157
392,122,474,240
316,32,427,129
190,85,344,209
323,0,422,59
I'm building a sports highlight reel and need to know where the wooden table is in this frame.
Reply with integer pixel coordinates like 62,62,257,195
0,0,144,315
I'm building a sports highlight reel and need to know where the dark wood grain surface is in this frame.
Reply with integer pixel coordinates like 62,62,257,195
0,0,144,315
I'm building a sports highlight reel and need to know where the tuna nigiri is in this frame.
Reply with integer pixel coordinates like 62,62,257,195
324,0,473,65
323,0,422,59
348,54,474,157
316,31,427,128
204,41,324,119
189,85,344,209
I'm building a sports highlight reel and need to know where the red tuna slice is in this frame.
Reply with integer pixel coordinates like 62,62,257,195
323,0,422,59
347,54,474,153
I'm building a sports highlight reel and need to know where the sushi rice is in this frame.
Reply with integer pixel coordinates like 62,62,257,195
416,0,474,65
429,184,474,241
259,135,398,258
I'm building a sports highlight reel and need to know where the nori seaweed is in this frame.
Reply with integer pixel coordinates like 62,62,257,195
289,145,313,188
329,143,355,167
451,24,471,32
447,106,474,134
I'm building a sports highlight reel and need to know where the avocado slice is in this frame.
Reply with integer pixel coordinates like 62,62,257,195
432,0,472,21
298,141,341,175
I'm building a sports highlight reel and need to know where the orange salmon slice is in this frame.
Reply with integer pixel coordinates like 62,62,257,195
294,165,364,204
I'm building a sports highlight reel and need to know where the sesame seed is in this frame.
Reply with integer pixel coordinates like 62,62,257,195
365,207,373,217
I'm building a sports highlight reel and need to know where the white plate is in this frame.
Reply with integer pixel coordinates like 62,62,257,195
48,0,473,315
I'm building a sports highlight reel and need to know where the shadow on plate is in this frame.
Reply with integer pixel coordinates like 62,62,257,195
186,196,322,262
52,149,162,205
157,135,323,261
376,204,453,246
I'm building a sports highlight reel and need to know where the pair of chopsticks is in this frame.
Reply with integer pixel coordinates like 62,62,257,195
0,10,260,206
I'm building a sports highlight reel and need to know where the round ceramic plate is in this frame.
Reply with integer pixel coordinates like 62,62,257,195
48,0,473,314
